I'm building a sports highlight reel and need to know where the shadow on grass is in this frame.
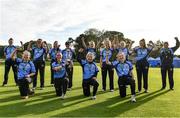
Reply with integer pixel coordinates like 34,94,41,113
0,88,19,94
0,84,119,117
52,89,170,117
0,89,55,104
0,87,170,117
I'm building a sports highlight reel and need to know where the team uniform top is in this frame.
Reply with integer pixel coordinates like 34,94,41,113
32,47,46,61
62,48,75,62
112,60,133,78
49,48,61,61
4,45,17,60
100,48,115,63
134,47,152,61
15,58,36,79
52,61,66,79
78,59,99,80
160,39,179,67
160,48,174,67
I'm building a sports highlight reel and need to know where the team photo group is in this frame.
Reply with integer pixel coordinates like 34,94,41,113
2,36,180,103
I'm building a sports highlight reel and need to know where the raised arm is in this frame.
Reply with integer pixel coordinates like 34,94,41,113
77,48,84,64
27,40,33,51
171,37,180,52
81,37,87,49
127,41,135,50
17,41,24,51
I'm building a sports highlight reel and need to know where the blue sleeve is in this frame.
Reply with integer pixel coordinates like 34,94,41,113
32,47,35,53
148,47,152,52
4,47,7,53
100,50,103,56
52,62,56,68
43,48,46,53
95,63,99,72
134,47,139,53
61,62,66,67
112,60,118,67
127,61,133,70
81,60,86,65
127,48,130,55
92,63,99,78
30,62,36,73
16,58,22,64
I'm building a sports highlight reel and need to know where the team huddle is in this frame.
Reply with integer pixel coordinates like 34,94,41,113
2,37,180,102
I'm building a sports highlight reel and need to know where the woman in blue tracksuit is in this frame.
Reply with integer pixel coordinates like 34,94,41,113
62,42,76,90
160,37,179,90
133,39,153,93
77,49,99,100
52,52,68,99
3,38,18,86
28,39,48,90
100,39,117,92
48,41,61,85
112,52,136,102
10,49,36,99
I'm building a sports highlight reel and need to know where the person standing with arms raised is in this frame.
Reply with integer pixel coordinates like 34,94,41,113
27,39,48,90
133,39,154,93
160,37,179,90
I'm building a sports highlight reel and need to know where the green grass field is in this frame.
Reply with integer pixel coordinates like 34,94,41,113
0,64,180,117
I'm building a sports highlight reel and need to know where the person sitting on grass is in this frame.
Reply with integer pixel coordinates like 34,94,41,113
52,52,68,99
112,52,136,102
11,49,36,99
77,49,99,100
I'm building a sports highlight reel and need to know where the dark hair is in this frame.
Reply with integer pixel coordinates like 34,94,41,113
140,38,146,48
65,42,70,45
37,38,42,41
164,42,168,45
53,41,58,45
9,38,13,41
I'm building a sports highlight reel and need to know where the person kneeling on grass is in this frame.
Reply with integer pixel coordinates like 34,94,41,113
11,49,36,99
52,52,68,99
112,52,136,102
77,49,99,100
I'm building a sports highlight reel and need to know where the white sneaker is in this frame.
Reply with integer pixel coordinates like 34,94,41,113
60,94,66,100
144,89,148,93
131,95,136,103
110,89,114,92
21,96,29,99
91,96,96,100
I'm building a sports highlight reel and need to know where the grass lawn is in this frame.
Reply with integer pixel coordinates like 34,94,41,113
0,64,180,117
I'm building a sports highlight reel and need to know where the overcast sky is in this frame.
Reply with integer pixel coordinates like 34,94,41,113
0,0,180,54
